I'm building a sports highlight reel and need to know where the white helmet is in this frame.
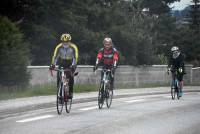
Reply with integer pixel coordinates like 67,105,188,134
171,46,179,52
171,46,180,59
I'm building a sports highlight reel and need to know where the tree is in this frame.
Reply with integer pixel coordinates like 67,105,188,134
189,0,200,32
0,16,30,87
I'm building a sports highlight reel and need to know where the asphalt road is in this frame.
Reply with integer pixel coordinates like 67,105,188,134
0,91,200,134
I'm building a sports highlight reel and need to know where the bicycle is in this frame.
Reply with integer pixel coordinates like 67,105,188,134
170,68,181,100
50,67,78,114
97,68,114,109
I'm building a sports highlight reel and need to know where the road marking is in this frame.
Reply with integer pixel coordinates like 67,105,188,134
163,95,172,98
16,115,55,123
124,99,145,103
79,106,97,111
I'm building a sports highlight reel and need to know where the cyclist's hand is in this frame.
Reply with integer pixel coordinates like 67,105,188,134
71,65,76,72
49,64,55,70
167,68,171,75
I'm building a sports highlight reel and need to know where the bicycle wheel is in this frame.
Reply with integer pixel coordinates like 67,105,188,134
106,83,113,108
98,82,105,109
171,82,175,100
57,82,64,115
177,87,180,100
64,85,72,113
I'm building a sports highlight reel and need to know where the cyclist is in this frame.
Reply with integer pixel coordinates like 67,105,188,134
94,37,119,90
168,46,185,97
49,33,78,99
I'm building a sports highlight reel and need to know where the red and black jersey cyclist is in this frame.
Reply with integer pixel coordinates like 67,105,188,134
94,37,119,90
168,46,185,97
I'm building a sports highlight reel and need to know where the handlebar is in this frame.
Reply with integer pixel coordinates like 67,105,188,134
49,67,78,77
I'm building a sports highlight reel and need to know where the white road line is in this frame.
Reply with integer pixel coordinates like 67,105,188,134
163,96,172,98
16,115,55,123
79,106,97,111
124,99,145,103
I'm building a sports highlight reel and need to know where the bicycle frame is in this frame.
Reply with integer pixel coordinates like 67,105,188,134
56,68,72,98
171,70,179,90
102,69,111,85
171,69,180,99
97,68,113,109
50,67,77,114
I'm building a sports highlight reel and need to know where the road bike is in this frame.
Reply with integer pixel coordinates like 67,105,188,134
97,68,113,109
50,67,78,114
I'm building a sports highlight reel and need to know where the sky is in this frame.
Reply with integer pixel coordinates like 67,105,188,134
170,0,193,10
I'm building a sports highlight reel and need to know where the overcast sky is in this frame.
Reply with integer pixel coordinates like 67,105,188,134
170,0,193,10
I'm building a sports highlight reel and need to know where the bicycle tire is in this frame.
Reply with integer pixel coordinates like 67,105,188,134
177,88,180,100
98,82,104,109
171,80,176,100
65,85,72,113
57,82,64,115
106,83,113,108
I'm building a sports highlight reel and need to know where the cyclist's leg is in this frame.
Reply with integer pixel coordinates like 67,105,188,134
178,74,183,96
69,76,74,99
110,71,114,90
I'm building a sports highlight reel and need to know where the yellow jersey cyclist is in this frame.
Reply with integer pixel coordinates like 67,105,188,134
49,33,78,99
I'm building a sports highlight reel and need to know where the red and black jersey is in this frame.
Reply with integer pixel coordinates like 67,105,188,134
96,47,119,66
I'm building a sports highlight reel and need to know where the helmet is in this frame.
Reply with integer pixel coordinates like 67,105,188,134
171,46,179,52
171,46,180,59
103,37,113,45
60,33,71,42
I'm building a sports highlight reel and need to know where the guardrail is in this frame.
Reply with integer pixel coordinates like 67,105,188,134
27,65,194,87
192,67,200,85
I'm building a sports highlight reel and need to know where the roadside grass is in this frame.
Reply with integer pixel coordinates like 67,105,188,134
0,84,98,101
0,82,195,101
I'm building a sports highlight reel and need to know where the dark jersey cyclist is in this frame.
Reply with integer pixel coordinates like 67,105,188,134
168,46,185,97
94,37,119,90
50,33,78,99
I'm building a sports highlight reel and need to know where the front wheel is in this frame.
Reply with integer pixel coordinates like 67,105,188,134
64,85,72,113
171,86,175,100
57,82,64,115
98,83,104,109
177,88,180,100
106,83,113,108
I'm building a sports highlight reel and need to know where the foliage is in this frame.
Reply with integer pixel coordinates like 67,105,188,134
0,16,30,87
0,0,199,67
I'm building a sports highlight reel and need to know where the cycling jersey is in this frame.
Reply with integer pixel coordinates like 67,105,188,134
97,47,119,67
52,42,78,66
168,53,185,71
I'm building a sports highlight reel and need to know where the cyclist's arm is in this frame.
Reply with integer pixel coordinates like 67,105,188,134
70,43,79,65
96,50,103,65
113,48,119,68
179,54,185,73
51,44,62,65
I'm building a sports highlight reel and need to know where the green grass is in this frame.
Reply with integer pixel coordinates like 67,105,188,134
0,84,56,100
0,84,98,101
0,83,197,101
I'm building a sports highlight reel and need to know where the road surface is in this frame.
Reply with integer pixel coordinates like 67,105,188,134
0,87,200,134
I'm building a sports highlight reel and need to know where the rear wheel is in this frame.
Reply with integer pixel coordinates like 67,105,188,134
106,83,113,108
177,88,180,100
64,85,72,113
98,83,104,109
57,82,64,115
171,82,175,100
